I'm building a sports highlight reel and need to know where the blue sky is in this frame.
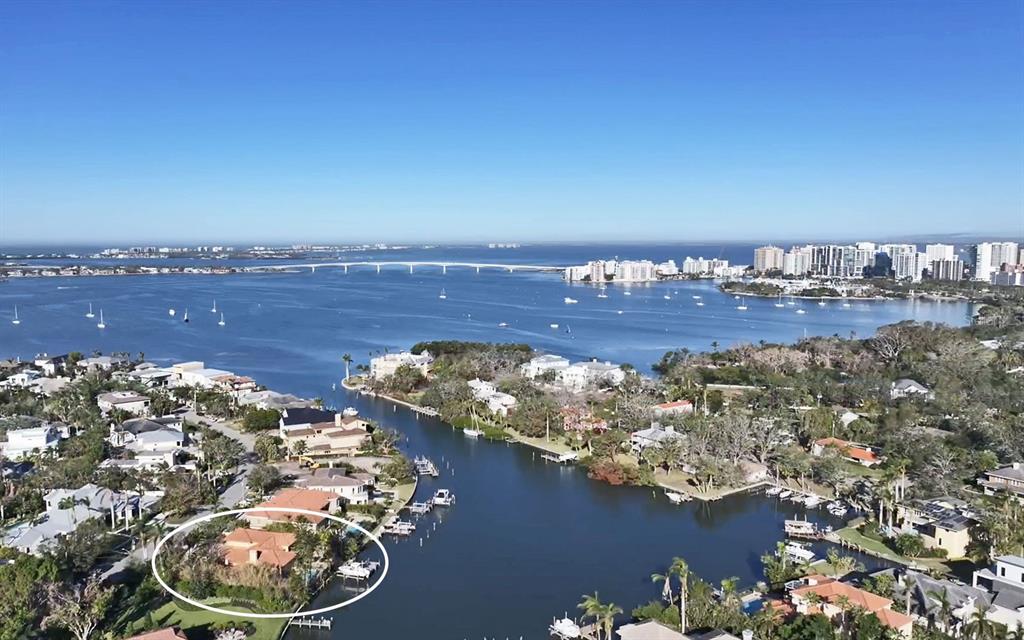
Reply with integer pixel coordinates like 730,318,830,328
1,0,1021,245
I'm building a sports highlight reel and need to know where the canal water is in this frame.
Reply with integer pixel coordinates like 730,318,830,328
0,245,971,638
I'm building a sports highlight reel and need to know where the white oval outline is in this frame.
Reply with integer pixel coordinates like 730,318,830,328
150,507,390,619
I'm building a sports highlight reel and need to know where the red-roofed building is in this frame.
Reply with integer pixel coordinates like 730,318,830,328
222,527,297,572
789,578,913,638
652,400,694,417
244,488,340,529
812,437,881,467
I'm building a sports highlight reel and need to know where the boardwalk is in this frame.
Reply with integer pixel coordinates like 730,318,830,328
244,261,566,274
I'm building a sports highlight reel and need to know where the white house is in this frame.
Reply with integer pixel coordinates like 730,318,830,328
279,463,371,504
559,360,626,392
972,556,1024,628
0,370,40,389
891,378,933,400
369,351,433,380
520,354,570,379
631,424,683,452
97,391,151,415
33,354,67,376
467,379,518,417
77,355,129,371
1,424,61,459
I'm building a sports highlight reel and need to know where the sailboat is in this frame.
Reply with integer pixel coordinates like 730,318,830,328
439,289,447,300
464,408,483,438
817,297,827,307
774,295,785,309
86,303,95,318
96,309,106,329
183,308,190,323
597,288,608,299
218,313,225,327
11,306,20,325
211,299,217,313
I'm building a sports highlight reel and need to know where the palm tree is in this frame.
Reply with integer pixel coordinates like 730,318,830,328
1007,623,1024,640
904,576,916,616
669,556,690,634
928,587,954,633
964,602,999,640
651,570,673,604
342,353,353,382
577,592,607,640
598,601,622,640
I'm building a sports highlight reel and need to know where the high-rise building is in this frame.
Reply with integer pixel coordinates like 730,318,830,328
971,243,994,281
880,243,917,258
925,244,956,263
893,252,924,282
753,245,785,273
991,242,1019,269
930,259,964,282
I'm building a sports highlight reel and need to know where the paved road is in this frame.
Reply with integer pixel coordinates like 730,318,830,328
185,410,256,508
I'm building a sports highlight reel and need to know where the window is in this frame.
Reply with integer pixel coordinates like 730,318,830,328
1000,566,1006,577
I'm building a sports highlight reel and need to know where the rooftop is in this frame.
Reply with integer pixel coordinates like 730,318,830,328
281,407,336,426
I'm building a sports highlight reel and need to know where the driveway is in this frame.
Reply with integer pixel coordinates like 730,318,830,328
184,410,256,508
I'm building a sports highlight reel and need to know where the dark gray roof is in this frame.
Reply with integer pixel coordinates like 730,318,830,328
281,407,335,426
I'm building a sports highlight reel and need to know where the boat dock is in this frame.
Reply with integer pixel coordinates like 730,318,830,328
289,616,332,630
784,518,829,540
407,501,433,515
414,456,439,477
382,518,416,536
540,451,578,464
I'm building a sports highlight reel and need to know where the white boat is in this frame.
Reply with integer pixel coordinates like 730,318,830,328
616,310,624,314
218,313,225,326
432,489,455,506
692,295,701,299
183,308,190,323
796,309,806,315
168,308,176,317
85,303,95,319
597,290,608,298
338,560,376,580
463,428,482,438
549,617,582,639
11,306,20,325
774,295,785,308
439,289,447,300
665,491,689,504
734,295,740,300
623,291,631,296
696,302,704,307
663,294,671,300
789,494,806,504
803,496,822,508
549,323,560,329
211,299,217,313
778,490,793,498
842,302,851,308
564,297,578,304
96,309,106,329
780,542,816,563
497,322,508,328
737,305,748,311
817,298,827,307
343,407,359,417
765,486,783,496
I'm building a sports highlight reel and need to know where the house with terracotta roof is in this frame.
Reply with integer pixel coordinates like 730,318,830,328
652,400,694,418
279,409,372,458
811,437,881,467
789,577,913,638
244,487,340,529
222,527,297,573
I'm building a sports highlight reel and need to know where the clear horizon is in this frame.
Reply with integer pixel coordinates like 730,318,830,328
1,1,1022,244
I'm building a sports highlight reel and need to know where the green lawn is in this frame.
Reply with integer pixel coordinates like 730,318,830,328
126,600,287,640
832,526,952,575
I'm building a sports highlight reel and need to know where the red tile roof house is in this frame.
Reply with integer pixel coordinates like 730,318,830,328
652,400,694,417
222,527,297,573
244,487,340,529
789,578,913,638
812,437,882,467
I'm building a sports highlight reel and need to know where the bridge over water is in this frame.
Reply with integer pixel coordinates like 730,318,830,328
244,261,568,274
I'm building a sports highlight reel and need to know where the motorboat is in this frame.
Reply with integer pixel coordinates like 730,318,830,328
663,294,671,300
168,308,176,317
549,617,582,639
692,295,701,299
623,291,631,296
338,560,377,580
183,308,190,323
803,496,821,508
737,305,748,311
616,310,624,314
432,489,455,506
765,486,783,496
778,490,793,498
564,297,578,304
779,542,816,563
549,323,560,329
665,491,689,504
597,290,608,298
498,322,509,328
696,301,704,307
796,309,806,315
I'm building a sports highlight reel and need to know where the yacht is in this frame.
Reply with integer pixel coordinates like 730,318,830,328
11,306,20,325
439,288,447,300
96,309,106,329
549,323,560,329
780,542,816,563
692,295,702,299
168,308,176,317
432,489,455,506
564,297,578,304
796,308,806,315
665,491,690,504
497,322,508,328
218,313,225,326
85,303,95,319
337,560,377,580
663,294,671,300
696,301,704,307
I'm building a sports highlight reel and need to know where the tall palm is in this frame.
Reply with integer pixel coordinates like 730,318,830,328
342,353,353,382
964,602,999,640
599,601,622,640
903,576,916,616
577,592,607,640
928,587,954,633
651,571,673,604
1008,623,1024,640
669,557,690,634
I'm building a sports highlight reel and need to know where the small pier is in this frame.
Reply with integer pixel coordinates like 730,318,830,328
289,616,332,630
414,456,439,477
407,501,433,515
540,451,578,464
784,518,829,540
382,518,416,536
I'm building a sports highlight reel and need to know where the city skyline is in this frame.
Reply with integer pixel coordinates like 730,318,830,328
2,1,1022,244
